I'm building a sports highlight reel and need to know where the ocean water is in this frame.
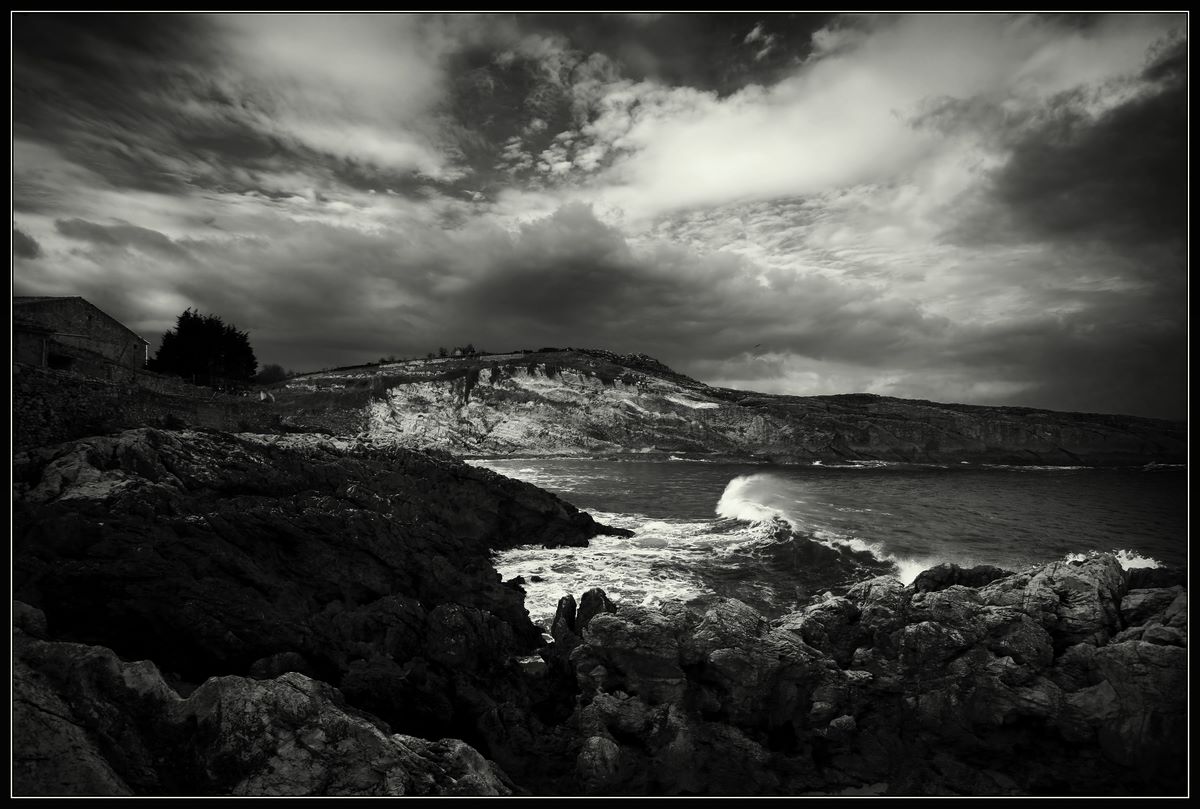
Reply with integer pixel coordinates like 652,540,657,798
475,458,1188,629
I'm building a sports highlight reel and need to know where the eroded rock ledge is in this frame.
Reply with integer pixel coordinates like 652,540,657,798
549,556,1186,795
12,428,625,785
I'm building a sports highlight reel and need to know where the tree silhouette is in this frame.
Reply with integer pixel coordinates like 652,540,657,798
149,308,257,387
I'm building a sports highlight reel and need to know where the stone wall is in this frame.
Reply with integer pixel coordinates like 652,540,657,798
12,364,280,451
13,328,49,366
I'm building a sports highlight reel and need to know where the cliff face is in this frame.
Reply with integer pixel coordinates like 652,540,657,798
268,350,1185,465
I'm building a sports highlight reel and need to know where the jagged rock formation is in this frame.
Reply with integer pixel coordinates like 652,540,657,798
12,428,626,790
12,429,1187,796
13,609,514,796
561,556,1187,795
267,349,1185,465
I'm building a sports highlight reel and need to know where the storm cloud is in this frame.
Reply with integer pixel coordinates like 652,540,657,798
11,13,1188,419
12,227,43,259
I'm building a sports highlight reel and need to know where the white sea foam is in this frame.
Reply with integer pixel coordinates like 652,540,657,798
715,474,789,523
714,473,939,585
1065,549,1163,570
498,467,1169,627
1115,549,1163,569
466,460,604,493
494,510,745,627
981,464,1092,472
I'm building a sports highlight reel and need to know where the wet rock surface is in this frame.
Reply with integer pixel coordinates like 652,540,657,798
559,554,1186,796
12,429,1187,796
912,563,1013,593
12,428,621,787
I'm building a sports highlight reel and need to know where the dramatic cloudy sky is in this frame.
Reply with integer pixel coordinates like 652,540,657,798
11,13,1188,419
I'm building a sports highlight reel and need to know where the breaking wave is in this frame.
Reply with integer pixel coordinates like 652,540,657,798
715,474,789,523
714,474,934,585
493,464,1182,628
1066,549,1163,570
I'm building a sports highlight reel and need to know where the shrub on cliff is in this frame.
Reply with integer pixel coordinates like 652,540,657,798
254,364,291,386
148,308,257,388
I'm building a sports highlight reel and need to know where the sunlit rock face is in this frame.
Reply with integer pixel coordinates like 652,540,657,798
270,349,1184,465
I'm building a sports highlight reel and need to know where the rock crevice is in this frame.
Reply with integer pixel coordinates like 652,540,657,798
12,429,1187,796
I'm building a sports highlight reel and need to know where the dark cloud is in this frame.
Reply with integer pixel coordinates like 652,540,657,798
10,15,1186,421
13,14,233,194
16,192,1186,420
995,95,1185,249
518,13,835,95
947,294,1186,420
955,39,1187,255
906,38,1189,420
438,204,946,371
55,218,192,259
13,227,43,259
56,204,958,392
438,13,839,187
13,13,406,202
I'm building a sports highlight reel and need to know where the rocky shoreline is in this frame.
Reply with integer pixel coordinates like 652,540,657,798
13,429,1187,795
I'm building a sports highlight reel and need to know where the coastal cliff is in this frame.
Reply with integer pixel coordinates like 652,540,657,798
12,429,1187,795
268,349,1184,465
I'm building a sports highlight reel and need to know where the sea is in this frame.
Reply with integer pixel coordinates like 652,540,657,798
471,457,1188,629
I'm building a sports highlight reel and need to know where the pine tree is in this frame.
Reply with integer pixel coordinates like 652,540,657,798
149,308,257,387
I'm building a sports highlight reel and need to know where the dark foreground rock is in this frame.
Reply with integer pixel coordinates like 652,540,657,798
911,562,1013,593
12,429,1187,796
559,554,1186,795
11,428,623,785
13,610,513,796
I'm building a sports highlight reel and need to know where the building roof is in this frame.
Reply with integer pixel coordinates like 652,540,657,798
13,296,66,305
12,296,150,344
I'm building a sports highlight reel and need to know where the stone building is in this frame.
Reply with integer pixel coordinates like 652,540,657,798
13,296,150,375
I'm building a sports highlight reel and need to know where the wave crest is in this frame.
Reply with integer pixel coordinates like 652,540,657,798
714,473,936,584
715,473,789,523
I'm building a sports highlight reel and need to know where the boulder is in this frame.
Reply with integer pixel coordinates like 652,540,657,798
577,588,618,631
1060,640,1186,779
912,563,1012,594
1162,591,1187,629
1120,587,1183,626
180,673,515,796
1126,566,1187,590
248,651,315,680
572,606,688,704
550,594,578,643
778,596,861,666
562,552,1185,795
13,628,514,796
13,600,48,638
978,556,1127,649
11,428,624,754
